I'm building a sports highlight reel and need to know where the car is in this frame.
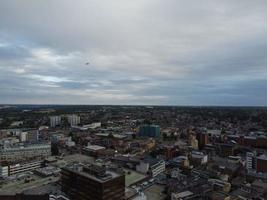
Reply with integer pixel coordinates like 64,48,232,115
143,182,148,186
149,178,154,183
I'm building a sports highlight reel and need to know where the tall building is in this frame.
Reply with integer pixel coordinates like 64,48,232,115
49,116,61,128
197,132,209,149
67,115,80,126
20,132,28,142
27,130,39,142
61,163,125,200
245,152,267,173
189,134,198,150
246,152,255,171
139,125,160,138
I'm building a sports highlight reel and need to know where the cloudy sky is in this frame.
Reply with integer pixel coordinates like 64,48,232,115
0,0,267,106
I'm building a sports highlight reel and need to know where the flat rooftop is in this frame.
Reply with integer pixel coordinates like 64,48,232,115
124,169,147,186
64,164,123,183
84,144,105,151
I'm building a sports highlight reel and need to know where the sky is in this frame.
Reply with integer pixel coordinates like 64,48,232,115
0,0,267,106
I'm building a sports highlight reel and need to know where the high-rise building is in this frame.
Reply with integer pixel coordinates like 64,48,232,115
245,152,267,173
27,130,39,142
67,115,80,126
61,164,125,200
197,132,209,149
246,152,255,171
20,132,28,142
139,125,160,138
189,134,198,150
49,116,61,128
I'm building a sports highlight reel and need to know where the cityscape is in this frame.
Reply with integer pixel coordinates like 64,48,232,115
1,0,267,200
0,105,266,199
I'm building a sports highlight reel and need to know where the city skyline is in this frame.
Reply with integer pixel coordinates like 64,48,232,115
1,0,267,106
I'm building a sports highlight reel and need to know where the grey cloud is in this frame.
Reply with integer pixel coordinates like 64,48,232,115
0,0,267,105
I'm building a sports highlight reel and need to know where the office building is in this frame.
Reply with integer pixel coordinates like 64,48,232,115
0,165,9,177
50,116,61,128
245,152,267,173
82,144,106,157
9,160,43,176
0,143,51,162
20,132,28,142
27,130,39,142
139,125,160,138
246,152,255,171
67,115,80,126
256,154,267,173
0,160,43,177
197,132,209,149
61,163,125,200
189,134,199,150
136,158,165,177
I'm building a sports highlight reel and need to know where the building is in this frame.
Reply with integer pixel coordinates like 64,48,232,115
67,115,80,126
189,134,198,150
256,154,267,173
27,130,39,142
136,158,165,177
197,132,209,149
0,165,8,177
246,152,255,171
170,156,190,168
50,116,61,128
61,163,125,200
82,144,106,157
172,191,194,200
244,136,257,147
0,143,51,162
19,131,38,143
6,160,43,176
8,161,41,176
139,125,160,138
191,151,208,165
20,132,28,142
246,152,267,173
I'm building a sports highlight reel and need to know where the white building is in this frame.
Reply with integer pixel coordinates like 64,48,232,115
9,160,43,176
68,115,80,126
0,166,8,177
246,152,255,171
20,132,28,142
50,116,61,127
191,151,208,165
83,122,101,129
136,159,165,177
0,143,51,162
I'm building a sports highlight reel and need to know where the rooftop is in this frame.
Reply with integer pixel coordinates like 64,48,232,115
63,163,123,183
